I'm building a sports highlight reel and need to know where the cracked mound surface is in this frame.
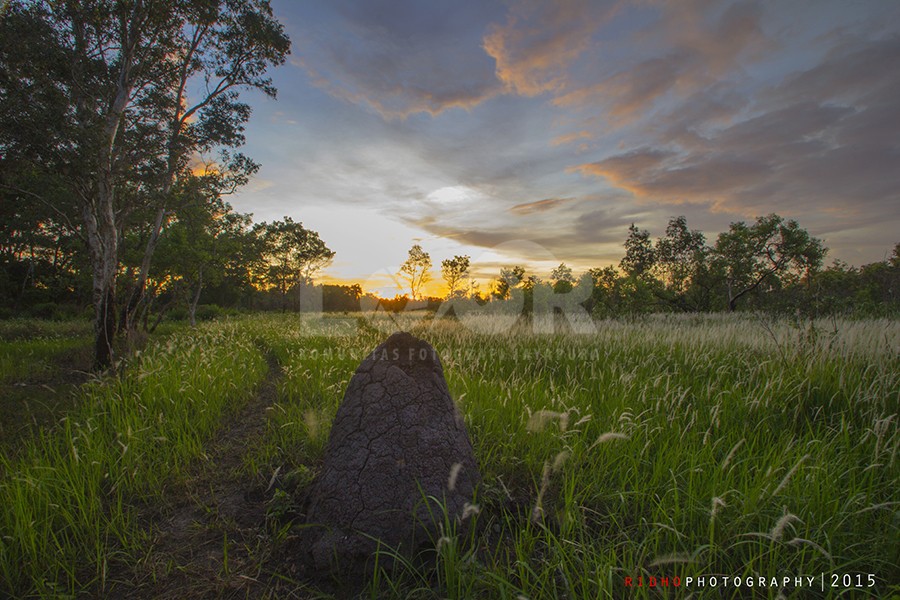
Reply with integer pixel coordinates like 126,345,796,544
302,331,480,575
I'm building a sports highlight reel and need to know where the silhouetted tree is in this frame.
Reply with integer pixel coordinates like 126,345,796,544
258,217,334,310
654,216,710,311
492,265,525,300
620,224,656,278
440,255,470,299
550,263,575,294
399,244,431,300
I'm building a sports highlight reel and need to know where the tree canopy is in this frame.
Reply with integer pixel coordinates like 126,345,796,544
0,0,290,368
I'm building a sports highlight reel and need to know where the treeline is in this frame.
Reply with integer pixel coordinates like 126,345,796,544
0,204,341,321
585,215,899,317
391,215,899,318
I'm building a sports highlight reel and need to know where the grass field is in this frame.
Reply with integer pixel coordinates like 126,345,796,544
0,313,897,598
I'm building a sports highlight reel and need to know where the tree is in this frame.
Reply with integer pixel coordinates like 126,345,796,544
0,186,87,309
550,262,575,293
119,0,291,333
712,214,826,311
654,216,710,311
322,283,362,312
440,255,470,299
259,217,334,310
620,223,656,278
0,0,290,369
655,216,706,293
399,244,431,300
586,265,619,317
152,178,252,325
492,265,525,300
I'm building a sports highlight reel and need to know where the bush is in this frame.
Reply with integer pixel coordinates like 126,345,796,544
196,304,241,321
26,303,59,320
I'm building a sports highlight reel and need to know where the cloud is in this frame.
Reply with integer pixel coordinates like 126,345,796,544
571,148,672,189
552,130,593,146
509,197,574,215
482,0,618,96
552,1,770,121
247,1,900,272
571,32,900,226
768,36,900,107
290,1,503,119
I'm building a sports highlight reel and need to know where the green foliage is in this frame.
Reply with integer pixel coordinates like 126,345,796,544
0,0,291,366
712,214,827,311
550,263,575,294
620,223,656,278
255,217,335,309
590,215,879,317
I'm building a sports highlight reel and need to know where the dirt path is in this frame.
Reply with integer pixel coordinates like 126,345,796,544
105,349,310,599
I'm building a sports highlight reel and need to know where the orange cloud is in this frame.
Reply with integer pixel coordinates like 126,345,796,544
551,130,593,146
482,0,617,97
553,55,681,122
509,197,574,215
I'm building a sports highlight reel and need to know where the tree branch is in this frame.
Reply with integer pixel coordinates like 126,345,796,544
0,183,86,244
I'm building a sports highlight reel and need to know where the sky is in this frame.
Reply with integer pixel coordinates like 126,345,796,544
228,0,900,297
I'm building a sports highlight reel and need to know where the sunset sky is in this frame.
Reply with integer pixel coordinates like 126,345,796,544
229,0,900,297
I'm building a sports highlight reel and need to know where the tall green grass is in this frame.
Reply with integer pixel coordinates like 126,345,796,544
1,313,896,598
0,321,266,597
265,313,898,599
0,335,91,384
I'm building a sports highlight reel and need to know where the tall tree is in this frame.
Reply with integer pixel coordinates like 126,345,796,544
654,216,710,311
440,254,470,299
655,216,706,293
120,0,290,333
399,244,432,300
712,214,826,311
0,0,290,369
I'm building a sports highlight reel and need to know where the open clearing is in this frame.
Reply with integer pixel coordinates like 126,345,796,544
1,314,898,598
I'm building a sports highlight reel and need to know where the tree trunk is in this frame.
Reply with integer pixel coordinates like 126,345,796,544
83,201,118,371
121,205,167,334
